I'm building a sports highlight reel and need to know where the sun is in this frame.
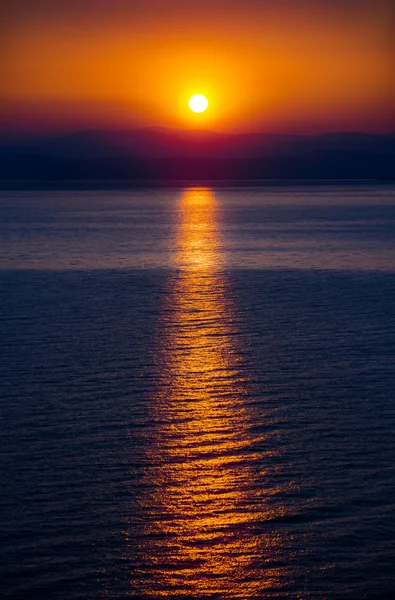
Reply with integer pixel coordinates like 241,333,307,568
188,94,208,113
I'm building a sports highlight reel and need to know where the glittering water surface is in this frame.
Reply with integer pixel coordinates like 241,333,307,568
1,187,395,599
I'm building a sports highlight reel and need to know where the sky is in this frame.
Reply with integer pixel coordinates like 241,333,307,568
1,0,394,134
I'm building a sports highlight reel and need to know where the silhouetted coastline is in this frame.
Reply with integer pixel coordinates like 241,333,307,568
2,128,394,186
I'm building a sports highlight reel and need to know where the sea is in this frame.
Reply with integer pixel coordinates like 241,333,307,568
1,185,395,599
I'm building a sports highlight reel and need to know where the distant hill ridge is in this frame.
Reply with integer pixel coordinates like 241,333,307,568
1,128,394,183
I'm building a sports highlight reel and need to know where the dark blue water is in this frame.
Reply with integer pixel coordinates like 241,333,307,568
1,187,395,599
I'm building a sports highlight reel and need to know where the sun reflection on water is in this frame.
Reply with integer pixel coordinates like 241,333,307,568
127,188,288,598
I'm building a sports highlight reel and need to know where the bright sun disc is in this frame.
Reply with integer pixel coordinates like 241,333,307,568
189,94,208,113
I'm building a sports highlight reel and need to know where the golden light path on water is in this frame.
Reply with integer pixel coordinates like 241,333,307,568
127,188,291,598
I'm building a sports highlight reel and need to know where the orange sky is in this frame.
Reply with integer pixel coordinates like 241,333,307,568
1,0,394,134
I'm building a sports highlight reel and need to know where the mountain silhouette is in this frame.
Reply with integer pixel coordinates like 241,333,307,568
1,128,394,185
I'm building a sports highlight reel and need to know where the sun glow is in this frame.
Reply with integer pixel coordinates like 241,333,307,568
188,94,209,113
